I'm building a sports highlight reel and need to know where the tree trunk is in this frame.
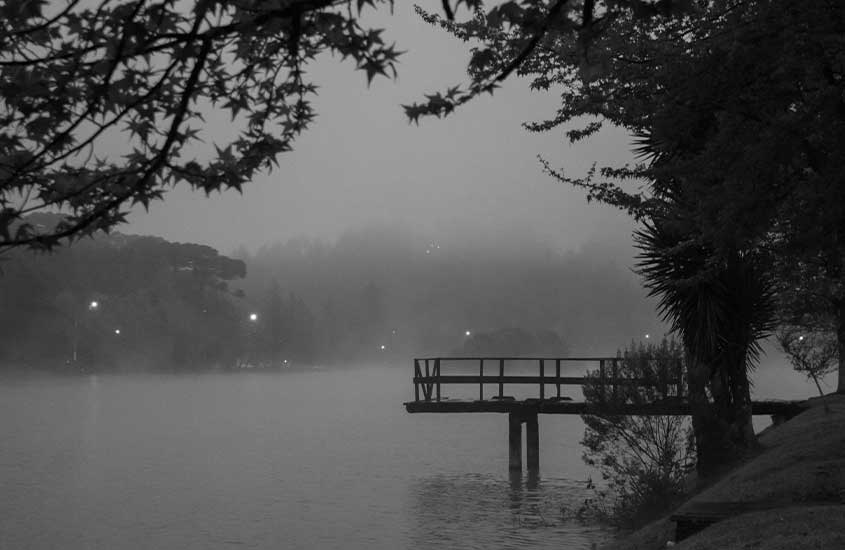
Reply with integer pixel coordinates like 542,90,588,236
838,300,845,394
688,358,723,478
688,356,757,479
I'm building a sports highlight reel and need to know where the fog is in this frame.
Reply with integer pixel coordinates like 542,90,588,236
1,4,834,550
123,3,636,256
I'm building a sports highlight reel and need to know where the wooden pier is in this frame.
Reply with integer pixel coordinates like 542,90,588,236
404,357,807,472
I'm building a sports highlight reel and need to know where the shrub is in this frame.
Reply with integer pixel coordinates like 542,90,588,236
581,338,695,528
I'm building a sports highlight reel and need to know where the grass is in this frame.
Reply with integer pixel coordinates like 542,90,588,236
601,393,845,550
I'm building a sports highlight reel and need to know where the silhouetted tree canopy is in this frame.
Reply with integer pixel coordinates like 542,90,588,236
1,0,696,250
0,0,414,249
0,214,246,369
418,0,844,452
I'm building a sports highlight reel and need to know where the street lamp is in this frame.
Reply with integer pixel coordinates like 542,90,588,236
71,300,101,363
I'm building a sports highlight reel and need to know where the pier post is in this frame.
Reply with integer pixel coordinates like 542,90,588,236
526,413,539,472
508,413,522,471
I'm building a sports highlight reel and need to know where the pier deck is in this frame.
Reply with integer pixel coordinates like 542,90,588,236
403,357,808,472
404,397,806,417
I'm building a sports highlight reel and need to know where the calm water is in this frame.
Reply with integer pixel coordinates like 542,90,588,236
0,365,612,550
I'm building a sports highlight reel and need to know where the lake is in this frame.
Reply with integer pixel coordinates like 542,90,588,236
0,365,612,550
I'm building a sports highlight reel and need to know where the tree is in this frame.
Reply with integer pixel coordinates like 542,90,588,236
414,0,845,394
1,0,703,252
777,327,838,397
413,0,845,469
0,218,245,370
634,217,776,474
457,327,567,356
0,0,413,250
261,280,286,365
582,339,694,527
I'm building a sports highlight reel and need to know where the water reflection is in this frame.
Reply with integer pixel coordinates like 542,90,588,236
508,469,539,510
410,472,610,550
0,369,612,550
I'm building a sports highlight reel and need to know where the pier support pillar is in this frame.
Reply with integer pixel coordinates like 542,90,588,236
526,413,539,472
508,413,522,471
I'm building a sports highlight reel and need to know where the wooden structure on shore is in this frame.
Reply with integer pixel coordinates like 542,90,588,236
404,357,807,472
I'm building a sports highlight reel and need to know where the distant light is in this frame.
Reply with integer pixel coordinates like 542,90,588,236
114,329,120,335
380,344,386,350
645,334,650,339
436,244,440,249
426,249,431,254
249,313,258,322
89,301,99,310
283,359,288,364
391,329,397,335
798,335,805,341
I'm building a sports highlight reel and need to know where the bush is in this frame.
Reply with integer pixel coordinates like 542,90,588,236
580,338,695,528
776,326,838,396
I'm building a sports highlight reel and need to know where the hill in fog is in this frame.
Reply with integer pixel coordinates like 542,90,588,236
1,217,662,371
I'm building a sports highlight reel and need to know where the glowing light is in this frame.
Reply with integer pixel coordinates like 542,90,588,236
798,335,805,341
89,301,99,310
645,334,650,339
114,329,120,335
380,344,386,350
465,330,471,337
249,313,258,322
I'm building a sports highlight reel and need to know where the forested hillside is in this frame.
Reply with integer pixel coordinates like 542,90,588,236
1,218,661,371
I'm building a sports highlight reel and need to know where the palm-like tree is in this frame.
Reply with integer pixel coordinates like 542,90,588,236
634,197,776,475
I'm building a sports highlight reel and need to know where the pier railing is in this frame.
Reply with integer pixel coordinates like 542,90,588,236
412,356,685,403
407,357,806,472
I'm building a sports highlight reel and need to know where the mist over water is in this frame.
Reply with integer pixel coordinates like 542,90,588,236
0,365,612,550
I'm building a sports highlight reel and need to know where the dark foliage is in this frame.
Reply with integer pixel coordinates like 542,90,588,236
581,338,694,528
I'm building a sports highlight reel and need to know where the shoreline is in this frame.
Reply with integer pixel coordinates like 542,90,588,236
603,393,845,549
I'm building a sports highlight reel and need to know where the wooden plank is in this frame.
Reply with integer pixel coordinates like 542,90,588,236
508,413,522,471
418,356,620,362
478,359,484,401
539,359,545,400
498,359,504,398
555,359,561,399
670,500,799,542
423,359,431,401
412,375,654,385
414,359,421,402
435,358,441,402
404,398,806,417
526,413,539,471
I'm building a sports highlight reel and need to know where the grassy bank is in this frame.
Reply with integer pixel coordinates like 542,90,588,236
603,393,845,550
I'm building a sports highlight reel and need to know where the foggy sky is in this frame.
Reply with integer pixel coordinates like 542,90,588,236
124,4,638,255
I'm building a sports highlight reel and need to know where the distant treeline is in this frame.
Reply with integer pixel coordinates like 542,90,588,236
0,216,661,371
1,214,247,371
236,223,660,365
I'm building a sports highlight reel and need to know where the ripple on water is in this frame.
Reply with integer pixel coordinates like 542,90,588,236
408,472,611,550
